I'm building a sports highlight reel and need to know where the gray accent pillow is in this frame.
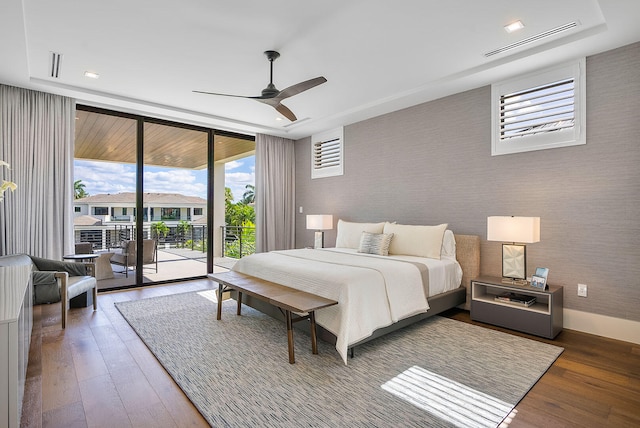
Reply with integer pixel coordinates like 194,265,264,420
30,256,87,276
32,271,61,304
358,232,394,256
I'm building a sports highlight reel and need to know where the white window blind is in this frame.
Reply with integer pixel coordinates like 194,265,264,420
500,78,575,140
311,127,344,179
491,59,585,156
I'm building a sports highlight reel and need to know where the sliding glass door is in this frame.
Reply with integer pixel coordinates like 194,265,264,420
74,106,255,290
142,120,209,283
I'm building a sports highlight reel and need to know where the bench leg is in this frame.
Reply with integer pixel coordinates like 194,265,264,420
237,291,242,316
216,283,223,320
310,311,318,355
286,310,295,364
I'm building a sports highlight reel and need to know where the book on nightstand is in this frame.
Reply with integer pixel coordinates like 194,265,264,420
494,292,537,307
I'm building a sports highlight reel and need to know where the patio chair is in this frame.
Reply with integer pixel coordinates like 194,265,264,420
74,242,93,254
110,239,158,277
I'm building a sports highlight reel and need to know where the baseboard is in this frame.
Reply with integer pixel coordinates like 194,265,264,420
563,309,640,345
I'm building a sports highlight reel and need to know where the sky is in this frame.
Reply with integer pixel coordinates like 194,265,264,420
74,155,255,201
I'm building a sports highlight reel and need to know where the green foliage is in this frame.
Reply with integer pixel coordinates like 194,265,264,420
74,180,88,199
184,239,207,252
224,186,256,258
224,220,256,258
151,221,170,239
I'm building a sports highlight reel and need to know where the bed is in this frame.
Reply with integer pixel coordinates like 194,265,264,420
232,221,480,363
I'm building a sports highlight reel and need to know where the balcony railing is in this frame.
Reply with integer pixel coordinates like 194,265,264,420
221,225,256,259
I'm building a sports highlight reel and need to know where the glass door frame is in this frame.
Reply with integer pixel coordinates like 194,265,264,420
76,104,254,289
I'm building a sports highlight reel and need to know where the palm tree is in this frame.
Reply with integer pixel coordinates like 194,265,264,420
74,180,89,199
241,184,255,205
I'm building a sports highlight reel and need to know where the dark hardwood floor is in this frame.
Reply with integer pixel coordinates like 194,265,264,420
20,281,640,427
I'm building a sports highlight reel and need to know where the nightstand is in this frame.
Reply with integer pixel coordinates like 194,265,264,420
471,276,563,339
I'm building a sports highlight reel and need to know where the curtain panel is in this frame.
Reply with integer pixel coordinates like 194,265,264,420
0,84,76,258
254,133,295,253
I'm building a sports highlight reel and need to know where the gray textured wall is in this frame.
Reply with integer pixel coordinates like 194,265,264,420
294,42,640,321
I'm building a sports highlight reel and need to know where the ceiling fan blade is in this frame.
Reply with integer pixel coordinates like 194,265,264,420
277,77,327,100
192,90,275,100
275,103,297,121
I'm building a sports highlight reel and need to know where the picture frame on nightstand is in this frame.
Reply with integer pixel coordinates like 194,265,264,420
531,275,547,289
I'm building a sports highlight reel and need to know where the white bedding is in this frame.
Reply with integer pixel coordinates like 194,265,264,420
232,248,462,363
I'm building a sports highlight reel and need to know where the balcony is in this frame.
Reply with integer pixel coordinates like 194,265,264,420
74,224,255,289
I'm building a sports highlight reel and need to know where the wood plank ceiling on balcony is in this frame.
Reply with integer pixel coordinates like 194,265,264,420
74,109,255,169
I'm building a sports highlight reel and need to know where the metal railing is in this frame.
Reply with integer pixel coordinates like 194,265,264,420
74,224,208,252
221,225,256,259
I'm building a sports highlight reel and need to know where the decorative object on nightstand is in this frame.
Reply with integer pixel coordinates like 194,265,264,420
306,214,333,248
487,216,540,285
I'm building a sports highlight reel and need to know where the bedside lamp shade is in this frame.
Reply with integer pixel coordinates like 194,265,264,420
487,216,540,243
487,216,540,284
306,215,333,248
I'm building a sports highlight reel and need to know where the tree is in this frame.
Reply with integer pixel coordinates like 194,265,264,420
241,184,255,205
74,180,89,199
151,221,169,240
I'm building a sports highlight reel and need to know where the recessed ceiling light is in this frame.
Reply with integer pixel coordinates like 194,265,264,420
504,21,525,33
275,117,283,121
84,71,99,79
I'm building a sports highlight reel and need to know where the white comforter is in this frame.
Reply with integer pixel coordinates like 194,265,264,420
232,248,431,363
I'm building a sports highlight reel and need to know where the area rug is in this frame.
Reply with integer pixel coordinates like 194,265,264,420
115,290,563,427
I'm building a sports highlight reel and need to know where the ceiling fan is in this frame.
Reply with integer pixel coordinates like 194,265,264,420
193,50,326,122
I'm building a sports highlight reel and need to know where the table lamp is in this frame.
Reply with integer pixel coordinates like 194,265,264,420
306,214,333,248
487,216,540,285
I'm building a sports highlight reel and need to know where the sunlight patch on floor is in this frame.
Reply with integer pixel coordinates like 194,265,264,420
381,365,514,428
197,289,219,303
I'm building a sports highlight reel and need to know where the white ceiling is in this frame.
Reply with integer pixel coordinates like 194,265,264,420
1,0,639,140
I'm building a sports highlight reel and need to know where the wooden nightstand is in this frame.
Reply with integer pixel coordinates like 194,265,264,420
471,276,563,339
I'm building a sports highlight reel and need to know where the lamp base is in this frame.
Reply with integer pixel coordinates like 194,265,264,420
501,277,528,286
314,231,324,249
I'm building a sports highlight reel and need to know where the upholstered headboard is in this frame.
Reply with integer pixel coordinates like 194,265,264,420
453,234,480,310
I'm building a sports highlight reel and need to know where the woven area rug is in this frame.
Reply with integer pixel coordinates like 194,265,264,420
115,290,563,427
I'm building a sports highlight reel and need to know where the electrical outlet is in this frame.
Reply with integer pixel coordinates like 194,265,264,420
578,283,587,297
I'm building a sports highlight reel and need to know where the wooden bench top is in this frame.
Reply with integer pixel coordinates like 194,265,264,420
208,271,337,313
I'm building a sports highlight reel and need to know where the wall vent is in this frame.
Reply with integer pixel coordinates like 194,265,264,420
49,52,63,78
484,22,579,57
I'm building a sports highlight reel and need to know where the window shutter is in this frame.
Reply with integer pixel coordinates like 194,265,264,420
311,127,344,179
491,59,585,156
500,78,575,141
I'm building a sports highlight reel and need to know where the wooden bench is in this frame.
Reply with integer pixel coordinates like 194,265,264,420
207,271,338,364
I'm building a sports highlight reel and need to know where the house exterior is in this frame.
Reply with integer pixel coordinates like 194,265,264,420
73,192,207,249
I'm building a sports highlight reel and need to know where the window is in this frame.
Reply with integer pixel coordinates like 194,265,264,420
161,207,180,220
311,127,344,179
122,207,127,215
193,208,203,216
491,59,585,156
94,207,108,215
74,206,81,213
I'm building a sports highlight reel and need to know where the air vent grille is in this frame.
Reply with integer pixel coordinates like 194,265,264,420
485,22,579,57
49,52,62,78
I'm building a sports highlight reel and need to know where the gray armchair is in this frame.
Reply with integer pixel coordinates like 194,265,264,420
30,256,97,328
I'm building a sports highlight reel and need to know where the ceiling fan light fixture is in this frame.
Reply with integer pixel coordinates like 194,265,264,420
504,20,524,33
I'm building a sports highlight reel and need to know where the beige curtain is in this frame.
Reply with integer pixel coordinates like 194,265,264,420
254,133,295,252
0,85,76,258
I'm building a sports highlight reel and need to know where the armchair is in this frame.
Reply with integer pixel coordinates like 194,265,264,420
0,254,98,329
110,239,158,277
74,242,94,254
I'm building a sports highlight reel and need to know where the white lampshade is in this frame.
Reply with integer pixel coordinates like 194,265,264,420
487,216,540,243
306,214,333,230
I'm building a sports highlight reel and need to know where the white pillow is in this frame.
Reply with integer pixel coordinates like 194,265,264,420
335,220,385,249
383,222,448,259
358,232,394,256
441,229,456,259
